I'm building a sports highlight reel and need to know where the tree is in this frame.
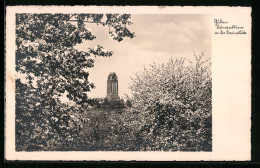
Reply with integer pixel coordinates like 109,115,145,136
15,13,134,150
129,51,212,151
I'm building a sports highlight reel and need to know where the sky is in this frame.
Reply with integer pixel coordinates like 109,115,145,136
74,14,211,99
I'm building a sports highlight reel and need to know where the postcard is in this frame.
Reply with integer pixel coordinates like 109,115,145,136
5,6,251,161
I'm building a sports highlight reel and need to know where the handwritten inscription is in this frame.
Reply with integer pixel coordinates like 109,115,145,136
214,19,246,35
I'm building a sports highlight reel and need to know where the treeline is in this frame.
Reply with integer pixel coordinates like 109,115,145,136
87,98,132,109
16,49,211,151
77,51,212,151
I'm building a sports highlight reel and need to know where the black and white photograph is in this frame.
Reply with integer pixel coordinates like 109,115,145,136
5,6,251,161
14,12,212,152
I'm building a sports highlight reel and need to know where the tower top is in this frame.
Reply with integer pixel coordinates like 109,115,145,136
107,72,118,81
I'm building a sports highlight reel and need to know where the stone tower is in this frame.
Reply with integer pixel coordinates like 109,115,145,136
106,72,120,101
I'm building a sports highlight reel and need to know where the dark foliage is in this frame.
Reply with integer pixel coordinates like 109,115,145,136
15,13,134,151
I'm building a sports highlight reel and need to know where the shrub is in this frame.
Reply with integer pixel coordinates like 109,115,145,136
129,51,212,151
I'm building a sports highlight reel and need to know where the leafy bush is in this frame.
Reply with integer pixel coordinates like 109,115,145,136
15,80,88,151
129,51,212,151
